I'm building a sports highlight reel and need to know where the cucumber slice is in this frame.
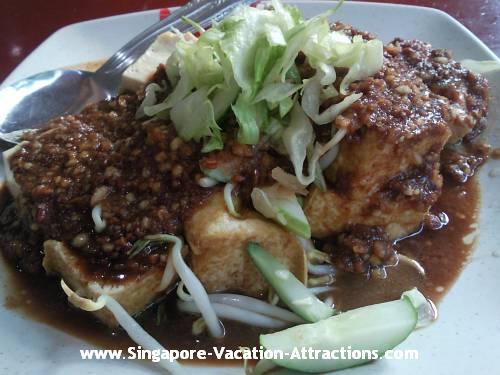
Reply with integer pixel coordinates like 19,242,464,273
260,290,423,373
247,243,334,323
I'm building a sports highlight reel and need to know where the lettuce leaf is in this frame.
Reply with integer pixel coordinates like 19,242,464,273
232,94,268,144
282,103,315,185
339,38,384,94
220,5,300,96
170,87,222,151
251,184,311,238
136,83,163,119
254,82,302,104
136,0,383,166
279,95,295,118
302,71,363,125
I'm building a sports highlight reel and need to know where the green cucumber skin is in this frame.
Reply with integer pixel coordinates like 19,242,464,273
247,243,333,323
260,298,417,373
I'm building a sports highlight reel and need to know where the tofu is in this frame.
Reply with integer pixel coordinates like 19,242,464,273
185,193,307,298
43,240,167,327
305,40,454,240
120,31,196,92
306,126,449,240
305,39,489,241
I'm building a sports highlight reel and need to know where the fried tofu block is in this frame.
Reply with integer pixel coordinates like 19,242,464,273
185,193,307,298
306,128,449,240
43,240,166,327
305,39,456,240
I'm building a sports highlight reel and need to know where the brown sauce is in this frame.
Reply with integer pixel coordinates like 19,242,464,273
0,174,480,364
491,147,500,159
332,176,479,310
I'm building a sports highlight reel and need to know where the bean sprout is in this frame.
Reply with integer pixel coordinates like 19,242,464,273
308,286,335,295
192,317,207,336
308,274,334,287
60,280,184,374
178,301,290,329
176,281,194,302
144,234,182,291
308,262,336,275
319,143,339,170
208,294,304,324
91,204,106,233
170,236,224,338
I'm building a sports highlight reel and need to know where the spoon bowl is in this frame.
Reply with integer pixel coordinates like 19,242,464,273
0,69,113,143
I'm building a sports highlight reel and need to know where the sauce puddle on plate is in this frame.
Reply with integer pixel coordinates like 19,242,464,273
0,175,480,363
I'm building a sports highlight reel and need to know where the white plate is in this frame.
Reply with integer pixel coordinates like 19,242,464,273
1,2,499,374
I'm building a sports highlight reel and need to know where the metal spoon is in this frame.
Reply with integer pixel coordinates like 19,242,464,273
0,0,253,145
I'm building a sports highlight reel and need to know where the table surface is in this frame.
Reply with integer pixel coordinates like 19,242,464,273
0,0,498,82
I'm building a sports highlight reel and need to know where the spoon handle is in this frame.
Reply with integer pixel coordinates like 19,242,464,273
95,0,255,83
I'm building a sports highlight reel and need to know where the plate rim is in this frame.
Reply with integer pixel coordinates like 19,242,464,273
1,2,499,374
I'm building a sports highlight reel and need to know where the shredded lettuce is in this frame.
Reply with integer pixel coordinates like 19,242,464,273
339,38,384,94
251,183,311,238
253,38,282,96
263,117,286,146
232,94,268,144
254,82,302,104
212,77,240,121
265,16,326,85
165,52,180,87
283,103,315,185
220,5,300,96
137,0,383,170
181,16,205,33
136,83,163,119
302,72,363,125
264,23,287,47
279,95,295,118
177,39,225,89
170,88,223,151
144,73,194,117
202,127,224,153
283,103,348,186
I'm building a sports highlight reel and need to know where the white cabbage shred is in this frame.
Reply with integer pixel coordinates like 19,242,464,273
137,0,384,178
